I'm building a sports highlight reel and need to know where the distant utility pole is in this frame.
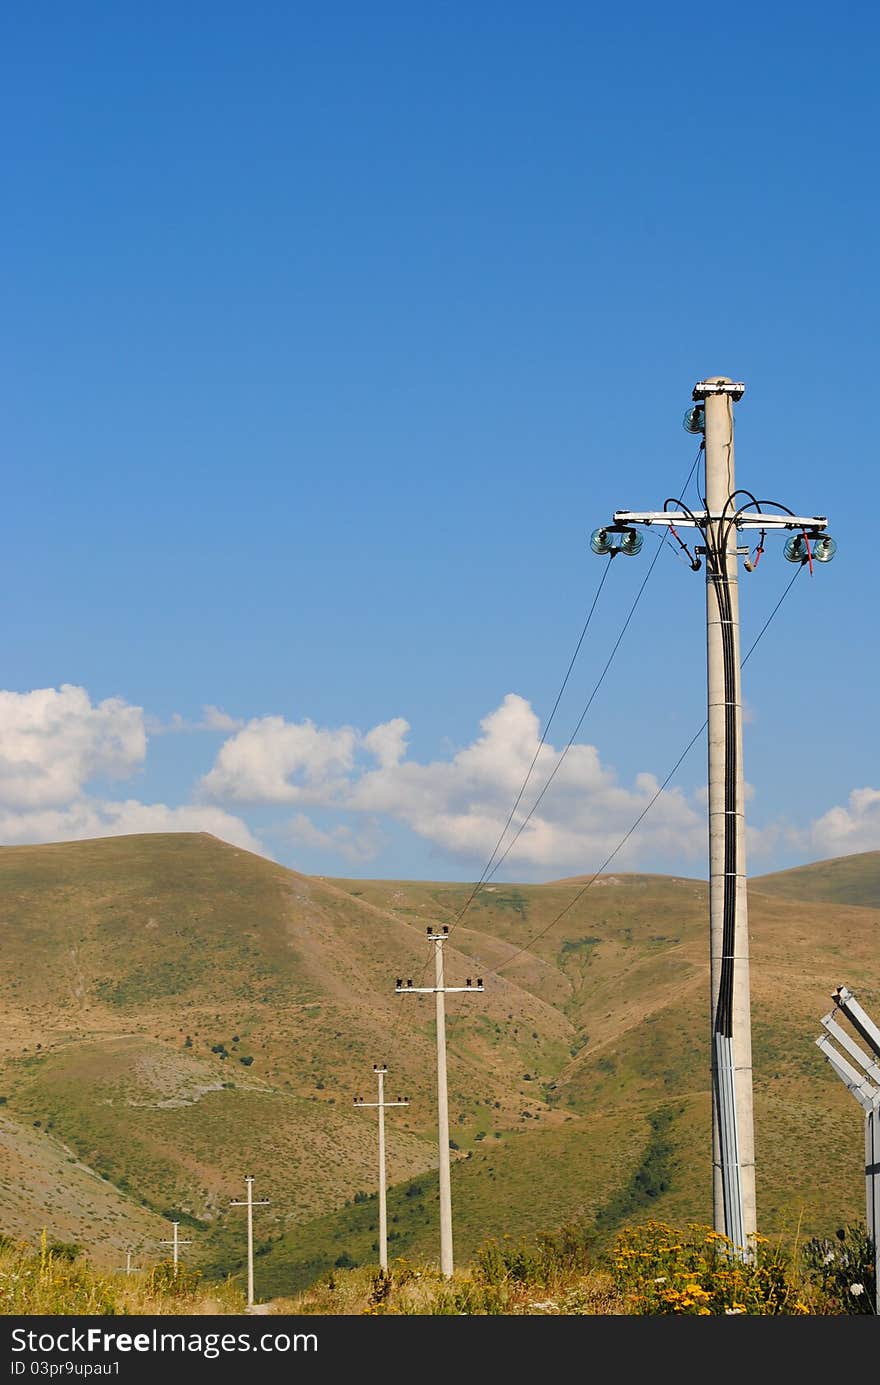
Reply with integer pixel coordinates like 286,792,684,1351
159,1221,192,1277
815,984,880,1315
117,1249,141,1275
396,925,484,1278
230,1176,271,1309
591,376,835,1254
354,1065,411,1272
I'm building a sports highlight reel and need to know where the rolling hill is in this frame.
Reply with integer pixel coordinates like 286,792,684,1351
0,832,877,1298
752,851,880,909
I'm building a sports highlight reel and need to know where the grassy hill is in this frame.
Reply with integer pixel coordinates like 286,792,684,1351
0,832,876,1300
752,850,880,909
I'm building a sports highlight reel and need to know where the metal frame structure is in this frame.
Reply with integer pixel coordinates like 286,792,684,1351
816,984,880,1314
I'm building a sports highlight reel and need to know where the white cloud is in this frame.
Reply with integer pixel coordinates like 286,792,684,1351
347,697,704,870
203,693,706,873
363,717,409,769
146,705,244,734
199,715,359,804
283,812,383,864
0,685,267,858
803,787,880,858
203,705,242,731
0,799,267,856
0,685,145,808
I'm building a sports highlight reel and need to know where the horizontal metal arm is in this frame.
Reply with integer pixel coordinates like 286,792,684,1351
611,510,828,531
396,985,484,994
353,1100,410,1108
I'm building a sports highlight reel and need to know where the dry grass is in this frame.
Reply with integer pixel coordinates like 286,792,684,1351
0,1232,246,1316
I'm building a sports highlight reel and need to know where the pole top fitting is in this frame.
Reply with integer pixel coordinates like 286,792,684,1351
692,378,745,402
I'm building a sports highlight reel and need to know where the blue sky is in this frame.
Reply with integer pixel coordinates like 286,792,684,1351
2,2,877,882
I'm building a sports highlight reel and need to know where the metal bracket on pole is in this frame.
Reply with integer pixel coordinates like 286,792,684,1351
693,380,745,400
613,510,829,532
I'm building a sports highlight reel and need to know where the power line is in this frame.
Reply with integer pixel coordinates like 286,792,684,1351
449,558,614,928
445,446,704,942
465,532,668,893
406,449,703,1018
492,562,804,974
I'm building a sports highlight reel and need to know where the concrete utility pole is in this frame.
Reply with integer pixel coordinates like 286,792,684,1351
815,984,880,1315
230,1176,271,1309
591,375,834,1254
117,1249,141,1275
395,926,484,1278
159,1221,192,1277
353,1065,411,1272
701,378,755,1252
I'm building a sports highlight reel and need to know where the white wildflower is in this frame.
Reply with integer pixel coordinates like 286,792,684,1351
849,1283,864,1296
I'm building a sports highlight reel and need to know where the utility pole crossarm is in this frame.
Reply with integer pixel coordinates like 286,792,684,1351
396,983,484,994
612,511,829,532
354,1099,411,1107
693,379,746,399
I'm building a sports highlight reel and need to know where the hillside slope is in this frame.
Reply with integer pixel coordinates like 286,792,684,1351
752,851,880,909
0,833,876,1294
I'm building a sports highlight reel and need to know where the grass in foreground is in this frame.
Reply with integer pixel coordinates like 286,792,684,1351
0,1232,246,1315
2,1220,874,1316
271,1219,876,1316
